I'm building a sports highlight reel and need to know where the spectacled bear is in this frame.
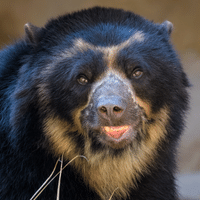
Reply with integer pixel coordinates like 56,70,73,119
0,7,189,200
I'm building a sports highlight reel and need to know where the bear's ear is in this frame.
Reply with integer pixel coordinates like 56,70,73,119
24,23,43,45
161,20,173,35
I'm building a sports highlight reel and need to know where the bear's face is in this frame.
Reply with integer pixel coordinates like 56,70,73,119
36,23,177,155
64,33,149,151
37,26,173,197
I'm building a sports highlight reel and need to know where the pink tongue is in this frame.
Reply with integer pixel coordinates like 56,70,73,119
103,126,130,139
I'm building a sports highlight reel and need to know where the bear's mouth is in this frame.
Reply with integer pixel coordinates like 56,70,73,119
100,125,136,149
102,125,132,140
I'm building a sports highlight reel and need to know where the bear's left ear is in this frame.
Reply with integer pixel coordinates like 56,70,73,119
160,20,173,35
24,23,43,45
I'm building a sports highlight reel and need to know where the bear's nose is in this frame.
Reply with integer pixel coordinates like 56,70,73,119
97,96,126,121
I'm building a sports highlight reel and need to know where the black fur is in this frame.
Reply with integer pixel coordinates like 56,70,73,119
0,7,189,200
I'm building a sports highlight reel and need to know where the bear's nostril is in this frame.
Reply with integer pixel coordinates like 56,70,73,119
113,106,123,113
99,106,107,114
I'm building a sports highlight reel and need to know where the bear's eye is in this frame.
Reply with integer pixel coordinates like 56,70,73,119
77,75,89,85
132,68,143,79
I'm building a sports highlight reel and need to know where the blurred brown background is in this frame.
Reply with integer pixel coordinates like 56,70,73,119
0,0,199,199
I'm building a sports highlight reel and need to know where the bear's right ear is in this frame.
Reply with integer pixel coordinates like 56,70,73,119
24,23,43,45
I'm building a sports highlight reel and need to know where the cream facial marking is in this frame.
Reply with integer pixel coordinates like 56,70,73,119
41,31,145,90
43,116,79,159
135,97,151,117
63,30,145,60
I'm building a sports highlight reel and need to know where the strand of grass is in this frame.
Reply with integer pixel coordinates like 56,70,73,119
34,155,88,199
108,187,119,200
56,154,63,200
30,158,60,200
30,155,88,200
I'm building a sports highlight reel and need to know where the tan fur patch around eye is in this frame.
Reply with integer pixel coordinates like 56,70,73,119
135,97,151,117
60,30,145,67
72,106,88,136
